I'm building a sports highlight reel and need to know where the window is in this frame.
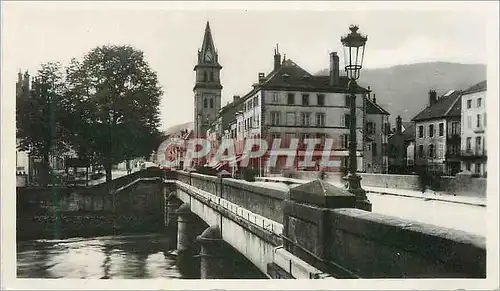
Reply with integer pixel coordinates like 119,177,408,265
429,124,434,137
342,134,350,148
286,112,295,126
302,94,309,106
209,98,214,109
317,94,325,106
367,144,371,151
271,133,281,140
209,72,214,82
418,145,424,158
466,162,471,171
467,116,472,129
272,93,280,103
344,114,351,128
316,113,326,127
203,71,208,82
254,96,259,107
428,144,434,158
451,122,459,135
467,99,472,109
345,95,351,107
475,163,481,174
484,113,487,127
438,144,444,159
477,98,482,108
476,114,481,128
301,112,311,126
439,123,444,136
475,137,482,153
418,125,424,138
270,111,280,125
366,122,374,134
466,137,472,152
372,143,377,156
204,98,208,108
287,93,294,105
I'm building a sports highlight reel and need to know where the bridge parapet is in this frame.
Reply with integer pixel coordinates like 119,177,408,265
174,170,287,224
170,171,486,278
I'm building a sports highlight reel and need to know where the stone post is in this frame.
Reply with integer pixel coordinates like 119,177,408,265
176,203,200,278
196,225,225,279
282,179,357,276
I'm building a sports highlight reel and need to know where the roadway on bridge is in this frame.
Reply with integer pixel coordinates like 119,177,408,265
255,178,486,237
367,192,486,236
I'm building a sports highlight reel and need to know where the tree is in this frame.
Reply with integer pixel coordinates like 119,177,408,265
65,45,163,181
16,62,68,187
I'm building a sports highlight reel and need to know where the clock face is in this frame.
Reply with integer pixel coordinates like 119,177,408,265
205,50,213,62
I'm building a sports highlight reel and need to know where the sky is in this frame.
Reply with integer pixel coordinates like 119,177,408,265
2,1,493,131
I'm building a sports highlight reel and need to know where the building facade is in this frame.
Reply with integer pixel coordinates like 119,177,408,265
387,117,416,174
459,81,487,177
364,93,390,173
412,90,462,175
210,46,381,174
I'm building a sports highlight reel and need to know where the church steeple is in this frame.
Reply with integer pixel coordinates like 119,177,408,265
197,21,220,65
193,21,223,139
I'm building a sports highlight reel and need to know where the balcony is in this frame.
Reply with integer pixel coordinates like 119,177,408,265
460,149,487,160
473,127,485,134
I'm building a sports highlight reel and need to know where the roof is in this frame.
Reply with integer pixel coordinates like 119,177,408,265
411,90,462,122
366,98,390,115
388,121,415,143
219,99,244,131
402,122,415,141
462,80,486,95
237,59,369,103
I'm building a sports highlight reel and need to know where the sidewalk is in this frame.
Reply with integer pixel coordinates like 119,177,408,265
329,182,486,207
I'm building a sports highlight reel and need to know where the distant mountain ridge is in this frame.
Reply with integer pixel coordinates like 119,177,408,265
317,62,487,125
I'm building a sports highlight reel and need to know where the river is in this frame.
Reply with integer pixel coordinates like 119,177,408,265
17,232,266,279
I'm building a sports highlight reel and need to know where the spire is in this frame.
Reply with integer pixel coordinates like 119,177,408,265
199,21,217,63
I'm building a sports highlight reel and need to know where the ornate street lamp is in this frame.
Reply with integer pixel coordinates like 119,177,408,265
341,25,372,211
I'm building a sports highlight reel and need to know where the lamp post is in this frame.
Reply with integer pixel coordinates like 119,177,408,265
341,25,372,211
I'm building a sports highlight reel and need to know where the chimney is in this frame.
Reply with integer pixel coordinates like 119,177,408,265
373,93,376,104
329,52,339,86
258,73,266,83
429,90,437,106
274,44,281,71
396,115,402,135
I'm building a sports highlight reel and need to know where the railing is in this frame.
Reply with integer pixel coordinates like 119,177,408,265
460,149,487,158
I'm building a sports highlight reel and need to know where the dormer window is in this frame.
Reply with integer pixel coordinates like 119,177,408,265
282,73,290,82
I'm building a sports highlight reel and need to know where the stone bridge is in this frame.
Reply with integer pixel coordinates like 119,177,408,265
160,170,485,279
19,168,485,279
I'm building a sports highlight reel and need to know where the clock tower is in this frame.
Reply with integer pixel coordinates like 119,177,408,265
193,21,222,138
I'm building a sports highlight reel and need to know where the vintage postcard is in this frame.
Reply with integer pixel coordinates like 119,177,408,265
1,1,499,290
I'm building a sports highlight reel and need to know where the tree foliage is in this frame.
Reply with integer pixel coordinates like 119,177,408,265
16,62,67,186
16,45,164,184
65,45,163,181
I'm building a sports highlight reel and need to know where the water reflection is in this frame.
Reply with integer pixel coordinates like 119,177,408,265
17,234,182,279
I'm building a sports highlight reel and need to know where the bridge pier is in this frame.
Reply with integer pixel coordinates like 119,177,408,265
166,193,181,230
196,225,224,279
176,203,203,278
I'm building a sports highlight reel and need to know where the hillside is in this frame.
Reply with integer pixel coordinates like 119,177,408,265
317,62,486,125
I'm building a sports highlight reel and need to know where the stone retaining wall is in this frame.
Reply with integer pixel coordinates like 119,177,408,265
290,171,487,198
